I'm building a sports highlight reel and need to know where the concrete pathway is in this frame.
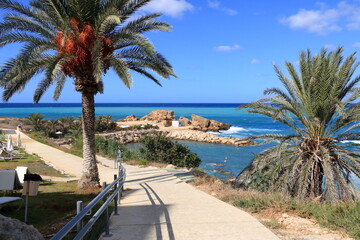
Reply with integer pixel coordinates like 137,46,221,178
4,129,280,240
3,129,117,183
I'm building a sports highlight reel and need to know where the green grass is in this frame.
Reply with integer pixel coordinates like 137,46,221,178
232,192,360,239
0,151,65,177
27,132,83,158
0,182,101,235
0,182,114,240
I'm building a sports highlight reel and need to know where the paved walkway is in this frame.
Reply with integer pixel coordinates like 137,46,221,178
4,130,280,240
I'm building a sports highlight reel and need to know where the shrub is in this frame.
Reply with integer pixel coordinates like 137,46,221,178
94,136,126,159
140,135,201,168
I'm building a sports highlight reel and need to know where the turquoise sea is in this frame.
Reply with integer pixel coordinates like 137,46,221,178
1,103,358,187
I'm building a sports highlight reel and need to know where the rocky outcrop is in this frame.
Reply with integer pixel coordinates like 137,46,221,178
191,114,231,132
99,129,253,146
191,115,210,131
179,116,191,126
120,115,139,122
0,214,44,240
165,130,253,146
98,130,162,144
208,120,231,132
140,110,175,122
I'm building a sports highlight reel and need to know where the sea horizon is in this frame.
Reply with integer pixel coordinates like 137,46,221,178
0,102,248,107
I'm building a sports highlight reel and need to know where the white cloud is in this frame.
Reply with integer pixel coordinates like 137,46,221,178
214,44,242,52
250,58,260,64
353,42,360,47
281,1,360,35
208,0,238,16
143,0,194,18
281,8,341,35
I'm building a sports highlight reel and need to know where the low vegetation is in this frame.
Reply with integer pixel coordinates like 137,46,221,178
192,174,360,239
1,182,102,238
123,135,201,168
26,113,119,140
0,150,64,177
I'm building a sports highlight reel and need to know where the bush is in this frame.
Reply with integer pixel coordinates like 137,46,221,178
123,149,146,161
95,136,126,159
140,135,201,168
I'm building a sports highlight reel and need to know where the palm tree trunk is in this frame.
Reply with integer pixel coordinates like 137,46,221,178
78,91,100,188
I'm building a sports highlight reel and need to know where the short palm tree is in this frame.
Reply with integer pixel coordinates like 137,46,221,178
0,0,176,188
47,119,59,134
236,47,360,202
26,113,45,131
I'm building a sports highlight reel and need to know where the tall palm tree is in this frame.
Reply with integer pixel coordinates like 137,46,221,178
236,47,360,202
0,0,176,188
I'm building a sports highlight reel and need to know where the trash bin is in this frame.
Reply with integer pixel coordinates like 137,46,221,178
22,174,42,196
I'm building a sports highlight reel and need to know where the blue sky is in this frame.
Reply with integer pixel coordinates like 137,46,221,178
1,0,360,103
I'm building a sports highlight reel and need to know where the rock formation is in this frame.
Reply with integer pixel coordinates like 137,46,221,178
165,130,252,146
99,130,162,144
178,116,191,126
191,115,210,130
99,129,253,146
0,214,44,240
191,114,231,132
140,110,175,127
140,110,175,122
120,115,139,122
117,111,230,132
208,120,231,132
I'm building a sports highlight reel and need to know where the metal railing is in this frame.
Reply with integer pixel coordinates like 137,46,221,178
51,165,126,240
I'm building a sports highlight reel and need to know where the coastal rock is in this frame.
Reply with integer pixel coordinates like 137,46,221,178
208,120,231,132
0,214,44,240
165,130,253,146
120,115,139,122
191,114,210,131
99,129,253,146
191,114,231,132
179,116,191,126
140,110,175,122
99,130,162,144
161,120,172,127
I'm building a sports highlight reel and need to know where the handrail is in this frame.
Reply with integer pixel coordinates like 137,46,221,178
51,165,126,240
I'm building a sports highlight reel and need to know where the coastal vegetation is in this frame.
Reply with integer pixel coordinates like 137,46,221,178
25,120,201,168
125,135,201,168
193,175,360,239
0,0,176,188
236,47,360,202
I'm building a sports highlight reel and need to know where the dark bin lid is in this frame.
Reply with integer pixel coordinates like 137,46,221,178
24,173,42,181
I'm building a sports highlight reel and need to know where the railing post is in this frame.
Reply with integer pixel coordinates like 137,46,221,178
113,174,119,215
102,182,111,237
118,166,124,198
76,201,83,233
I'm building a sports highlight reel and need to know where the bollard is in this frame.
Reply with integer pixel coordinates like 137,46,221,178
102,182,111,237
76,201,83,233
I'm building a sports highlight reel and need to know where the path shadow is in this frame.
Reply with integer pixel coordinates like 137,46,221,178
111,184,175,240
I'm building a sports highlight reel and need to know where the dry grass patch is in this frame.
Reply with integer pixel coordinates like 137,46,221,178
190,174,357,240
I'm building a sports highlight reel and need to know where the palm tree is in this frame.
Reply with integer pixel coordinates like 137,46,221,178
26,113,45,131
47,119,59,134
236,47,360,202
59,116,74,133
0,0,176,188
